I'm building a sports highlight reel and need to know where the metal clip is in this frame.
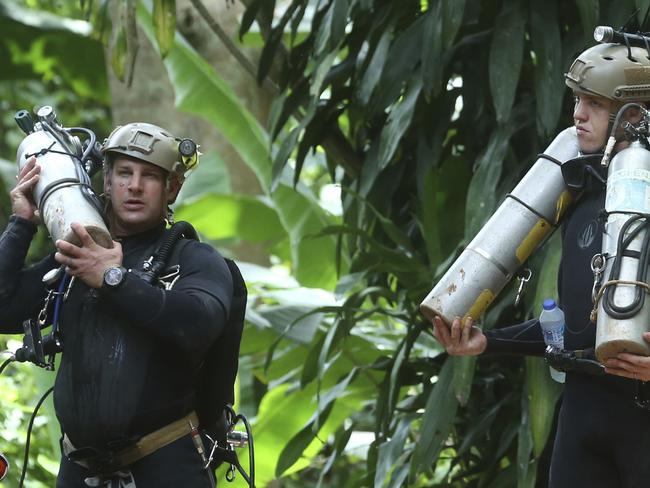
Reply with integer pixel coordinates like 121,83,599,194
37,290,54,326
226,463,236,482
514,268,532,307
142,256,153,271
591,253,606,304
157,265,181,290
63,276,75,301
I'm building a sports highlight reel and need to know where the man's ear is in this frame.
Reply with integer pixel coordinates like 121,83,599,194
103,172,111,196
166,176,182,204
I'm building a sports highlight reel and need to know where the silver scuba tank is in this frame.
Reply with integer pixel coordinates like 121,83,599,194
595,141,650,362
14,106,112,248
420,127,580,325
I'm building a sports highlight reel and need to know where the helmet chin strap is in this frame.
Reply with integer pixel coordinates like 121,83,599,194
166,206,175,225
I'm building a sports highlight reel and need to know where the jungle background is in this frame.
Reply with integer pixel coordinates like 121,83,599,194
0,0,647,486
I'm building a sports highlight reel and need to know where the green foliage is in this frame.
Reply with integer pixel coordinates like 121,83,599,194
152,0,176,58
5,0,650,487
0,339,59,488
0,3,112,487
236,0,650,486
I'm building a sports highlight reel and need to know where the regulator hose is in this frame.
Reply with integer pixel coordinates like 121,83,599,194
18,386,54,488
137,221,198,284
0,356,14,376
602,213,650,319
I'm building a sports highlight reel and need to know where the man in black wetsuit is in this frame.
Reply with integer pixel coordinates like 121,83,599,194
1,122,233,487
432,43,650,487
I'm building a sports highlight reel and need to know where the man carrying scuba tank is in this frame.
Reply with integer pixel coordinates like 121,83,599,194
432,42,650,487
1,122,236,487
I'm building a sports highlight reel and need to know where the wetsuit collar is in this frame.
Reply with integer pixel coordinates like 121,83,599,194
114,222,166,247
561,153,607,192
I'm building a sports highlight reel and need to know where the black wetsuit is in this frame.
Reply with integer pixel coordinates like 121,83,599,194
485,181,650,487
0,216,233,487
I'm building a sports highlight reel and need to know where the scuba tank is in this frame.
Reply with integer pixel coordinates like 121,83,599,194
14,106,112,248
420,127,580,325
594,139,650,362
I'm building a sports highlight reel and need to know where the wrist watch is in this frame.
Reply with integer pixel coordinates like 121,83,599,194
102,266,127,289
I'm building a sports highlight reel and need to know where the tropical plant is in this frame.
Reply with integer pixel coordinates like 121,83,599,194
232,0,649,486
0,2,113,486
3,1,650,487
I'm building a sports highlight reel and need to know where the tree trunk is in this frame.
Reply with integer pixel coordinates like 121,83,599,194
105,0,271,264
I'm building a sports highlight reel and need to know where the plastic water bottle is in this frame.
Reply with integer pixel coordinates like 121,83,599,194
540,298,566,383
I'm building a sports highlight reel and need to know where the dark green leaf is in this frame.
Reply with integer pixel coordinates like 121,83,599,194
373,14,426,114
457,393,512,455
452,355,476,405
330,0,349,49
358,27,392,105
377,76,422,169
317,424,354,487
258,27,284,84
290,2,308,45
301,333,326,386
464,128,509,235
530,0,563,137
637,0,650,24
110,23,127,82
576,0,599,41
419,165,443,267
527,233,563,457
272,125,302,190
314,0,348,57
375,416,414,487
239,0,266,38
489,0,525,123
517,383,534,486
269,79,309,141
274,407,332,475
258,1,300,82
342,188,419,255
409,357,459,481
525,356,562,457
152,0,175,58
275,369,358,476
441,0,465,50
421,4,443,97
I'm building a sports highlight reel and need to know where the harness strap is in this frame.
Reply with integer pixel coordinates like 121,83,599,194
63,411,200,469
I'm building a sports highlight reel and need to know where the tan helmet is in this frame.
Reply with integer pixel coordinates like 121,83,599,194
565,43,650,102
101,122,199,180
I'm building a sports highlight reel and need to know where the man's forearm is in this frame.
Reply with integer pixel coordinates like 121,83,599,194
0,216,53,333
484,319,546,356
0,216,37,279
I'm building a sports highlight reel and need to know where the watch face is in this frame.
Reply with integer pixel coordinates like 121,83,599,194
104,267,124,287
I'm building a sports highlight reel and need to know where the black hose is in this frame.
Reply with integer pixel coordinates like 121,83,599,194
139,222,198,284
0,356,14,376
602,214,650,319
239,413,255,488
18,386,54,488
610,103,648,141
68,127,97,166
223,405,255,487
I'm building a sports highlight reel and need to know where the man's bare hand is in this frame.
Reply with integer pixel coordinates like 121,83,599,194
55,223,122,289
432,315,487,356
10,156,41,223
604,332,650,381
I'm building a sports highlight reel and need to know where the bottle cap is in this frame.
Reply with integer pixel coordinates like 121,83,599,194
543,298,557,310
